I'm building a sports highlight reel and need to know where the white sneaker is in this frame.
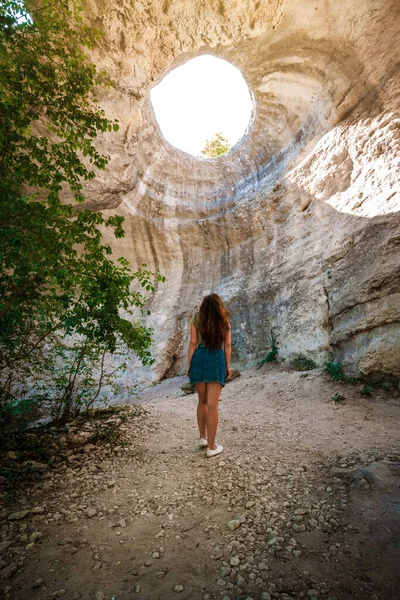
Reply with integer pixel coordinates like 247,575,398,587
206,444,224,458
199,438,208,447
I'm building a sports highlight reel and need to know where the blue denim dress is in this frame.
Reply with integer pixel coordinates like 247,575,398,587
189,343,226,387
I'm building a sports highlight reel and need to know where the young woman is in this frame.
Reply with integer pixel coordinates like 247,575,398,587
187,294,231,457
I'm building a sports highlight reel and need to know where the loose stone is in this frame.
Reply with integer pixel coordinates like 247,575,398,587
0,541,12,552
295,508,308,515
29,531,43,543
31,506,45,514
8,510,29,521
230,555,240,567
174,584,184,592
0,563,18,580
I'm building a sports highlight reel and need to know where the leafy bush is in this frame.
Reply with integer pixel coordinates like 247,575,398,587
326,362,347,381
30,338,131,423
360,383,374,397
331,393,345,403
0,1,165,426
325,362,358,384
200,132,230,157
292,355,317,371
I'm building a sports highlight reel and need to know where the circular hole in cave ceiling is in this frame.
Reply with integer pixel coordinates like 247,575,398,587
150,55,254,158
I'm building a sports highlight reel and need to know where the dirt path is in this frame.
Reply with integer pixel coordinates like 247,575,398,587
1,365,400,600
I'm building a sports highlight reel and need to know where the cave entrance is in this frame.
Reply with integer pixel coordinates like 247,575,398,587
150,54,254,158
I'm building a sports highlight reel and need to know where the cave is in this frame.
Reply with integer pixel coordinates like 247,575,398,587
79,0,400,386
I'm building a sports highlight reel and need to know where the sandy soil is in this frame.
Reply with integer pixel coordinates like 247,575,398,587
1,364,399,600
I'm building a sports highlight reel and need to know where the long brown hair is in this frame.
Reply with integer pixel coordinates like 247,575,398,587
198,294,230,349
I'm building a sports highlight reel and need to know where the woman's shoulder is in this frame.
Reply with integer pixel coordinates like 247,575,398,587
190,313,200,327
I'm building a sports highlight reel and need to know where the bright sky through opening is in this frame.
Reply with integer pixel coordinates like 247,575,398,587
150,55,253,157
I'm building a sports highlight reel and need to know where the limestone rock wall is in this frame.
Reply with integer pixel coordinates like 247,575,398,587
80,0,400,385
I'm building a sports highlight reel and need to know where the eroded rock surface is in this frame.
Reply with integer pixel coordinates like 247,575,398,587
76,0,399,384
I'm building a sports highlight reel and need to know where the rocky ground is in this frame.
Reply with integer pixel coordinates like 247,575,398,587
1,364,400,600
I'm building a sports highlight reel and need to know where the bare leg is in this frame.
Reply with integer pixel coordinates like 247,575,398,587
195,383,208,440
206,382,222,450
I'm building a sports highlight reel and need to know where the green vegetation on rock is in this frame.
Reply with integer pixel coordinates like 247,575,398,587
292,355,317,371
0,0,164,426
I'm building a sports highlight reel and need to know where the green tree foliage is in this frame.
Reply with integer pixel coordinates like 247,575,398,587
0,1,164,424
200,132,230,158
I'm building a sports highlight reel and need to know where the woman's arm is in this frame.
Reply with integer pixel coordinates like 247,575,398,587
187,324,198,376
224,325,231,379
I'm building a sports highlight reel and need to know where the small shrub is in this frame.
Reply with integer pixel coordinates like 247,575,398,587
257,331,278,368
360,383,374,397
1,397,43,429
264,347,278,363
326,362,358,384
292,355,317,371
380,381,396,392
326,362,347,382
331,393,345,403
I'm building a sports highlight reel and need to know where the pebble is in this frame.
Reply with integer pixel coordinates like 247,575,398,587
230,555,240,566
86,508,97,518
174,584,184,592
309,518,318,527
32,579,44,589
134,585,141,593
96,593,105,600
228,519,241,530
1,563,18,579
8,510,29,521
29,531,43,543
0,541,12,552
31,506,45,514
295,508,308,515
83,444,96,454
